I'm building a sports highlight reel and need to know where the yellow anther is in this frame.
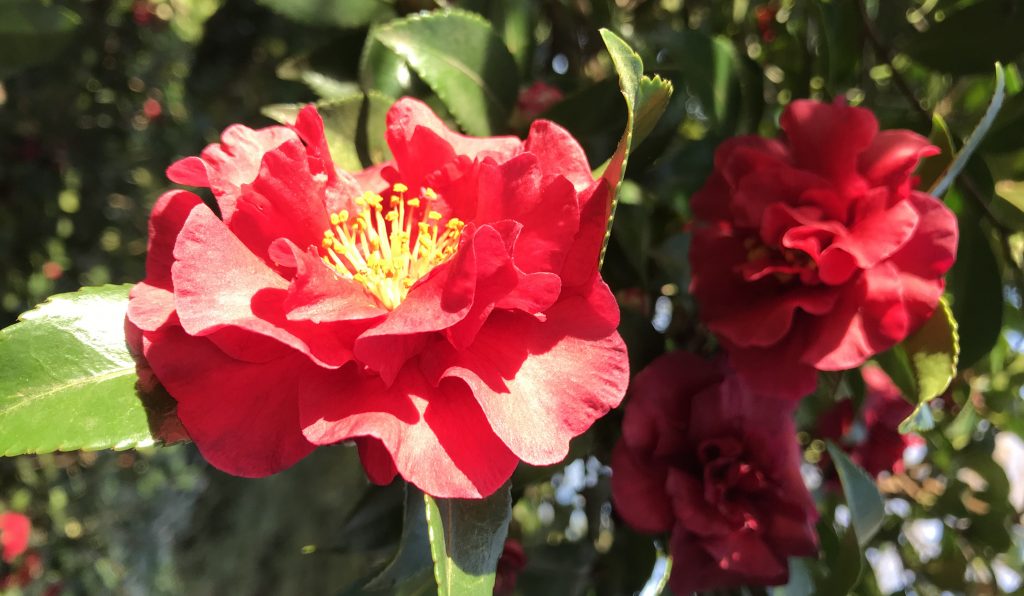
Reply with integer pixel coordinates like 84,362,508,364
319,184,462,311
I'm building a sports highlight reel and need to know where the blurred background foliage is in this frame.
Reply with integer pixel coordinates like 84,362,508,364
2,0,1024,594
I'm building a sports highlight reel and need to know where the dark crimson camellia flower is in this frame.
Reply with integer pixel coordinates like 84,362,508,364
690,99,958,399
493,538,527,595
611,351,818,593
818,364,924,477
125,98,629,498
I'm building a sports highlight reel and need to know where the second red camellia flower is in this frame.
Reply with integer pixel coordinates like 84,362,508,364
689,99,958,400
125,98,629,498
611,351,818,593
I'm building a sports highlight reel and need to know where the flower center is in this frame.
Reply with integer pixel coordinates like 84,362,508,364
320,183,465,310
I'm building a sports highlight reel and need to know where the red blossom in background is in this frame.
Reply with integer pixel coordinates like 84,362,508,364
611,352,818,593
689,99,958,400
0,513,29,563
493,538,526,595
126,97,628,498
514,81,564,123
818,364,924,477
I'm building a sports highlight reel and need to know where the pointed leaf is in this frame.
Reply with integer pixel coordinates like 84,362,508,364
918,113,956,194
826,442,884,547
372,10,519,136
902,296,959,404
0,285,173,455
365,484,433,590
425,484,512,596
597,29,673,265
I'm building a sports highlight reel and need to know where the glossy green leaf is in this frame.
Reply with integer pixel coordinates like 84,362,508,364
424,485,512,596
918,113,956,194
365,484,433,591
902,296,960,404
932,64,1005,198
651,30,738,129
816,0,863,89
826,442,884,547
262,91,395,171
0,0,81,79
0,285,173,455
949,200,1004,369
372,10,519,136
254,0,393,29
597,29,673,265
903,1,1024,74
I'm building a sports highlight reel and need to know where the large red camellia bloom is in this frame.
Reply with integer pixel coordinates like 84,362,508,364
690,99,958,399
611,352,818,593
126,98,629,498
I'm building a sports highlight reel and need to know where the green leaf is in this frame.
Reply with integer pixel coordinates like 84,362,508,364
815,0,863,90
992,179,1024,229
948,199,1004,369
254,0,393,29
826,442,884,547
902,296,960,404
903,1,1024,74
932,63,1006,198
597,29,673,265
365,484,433,591
372,9,519,136
262,91,395,171
651,30,739,129
0,0,81,79
424,485,512,596
917,113,956,194
0,285,175,456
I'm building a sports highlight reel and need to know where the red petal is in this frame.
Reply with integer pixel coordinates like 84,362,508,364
819,198,919,277
724,336,820,400
386,98,521,178
559,178,611,289
229,138,331,262
171,206,352,368
859,129,939,191
141,190,204,290
523,119,593,190
357,436,399,485
167,123,296,222
780,99,877,196
610,443,674,533
423,290,629,465
299,366,519,498
269,238,387,323
144,325,315,477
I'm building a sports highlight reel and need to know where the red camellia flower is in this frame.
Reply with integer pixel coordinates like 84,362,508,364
493,538,527,595
611,352,818,593
125,97,628,498
818,364,924,477
0,513,30,563
689,99,958,399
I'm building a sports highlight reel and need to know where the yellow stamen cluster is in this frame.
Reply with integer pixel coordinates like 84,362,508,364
321,183,464,310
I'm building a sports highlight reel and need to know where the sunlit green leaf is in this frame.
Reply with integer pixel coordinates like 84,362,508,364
597,29,673,265
372,10,519,136
425,485,512,596
0,285,173,455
